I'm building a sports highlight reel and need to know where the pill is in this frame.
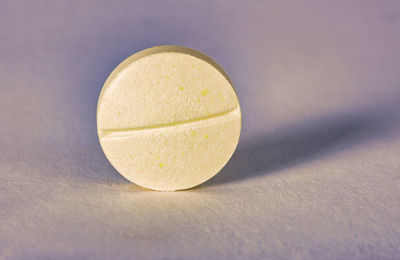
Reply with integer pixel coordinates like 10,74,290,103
97,46,241,191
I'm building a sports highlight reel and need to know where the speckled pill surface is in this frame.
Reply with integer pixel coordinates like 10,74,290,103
97,46,241,191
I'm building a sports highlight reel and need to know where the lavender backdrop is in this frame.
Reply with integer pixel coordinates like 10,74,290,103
1,1,400,259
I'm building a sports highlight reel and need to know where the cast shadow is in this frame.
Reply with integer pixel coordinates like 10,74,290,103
204,106,398,187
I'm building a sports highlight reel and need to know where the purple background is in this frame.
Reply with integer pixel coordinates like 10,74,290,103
1,1,400,259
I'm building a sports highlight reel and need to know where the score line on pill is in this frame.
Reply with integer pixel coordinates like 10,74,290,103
97,45,241,191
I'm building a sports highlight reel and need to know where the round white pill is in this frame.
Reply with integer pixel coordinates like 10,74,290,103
97,46,241,191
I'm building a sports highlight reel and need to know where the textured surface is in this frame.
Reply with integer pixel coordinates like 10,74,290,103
98,47,238,129
97,47,241,191
1,0,400,259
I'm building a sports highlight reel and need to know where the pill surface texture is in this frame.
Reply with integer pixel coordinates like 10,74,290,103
97,46,241,191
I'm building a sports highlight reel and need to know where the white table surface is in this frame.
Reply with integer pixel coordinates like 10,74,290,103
1,1,400,259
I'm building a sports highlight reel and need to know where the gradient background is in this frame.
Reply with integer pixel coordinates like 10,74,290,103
1,1,400,259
